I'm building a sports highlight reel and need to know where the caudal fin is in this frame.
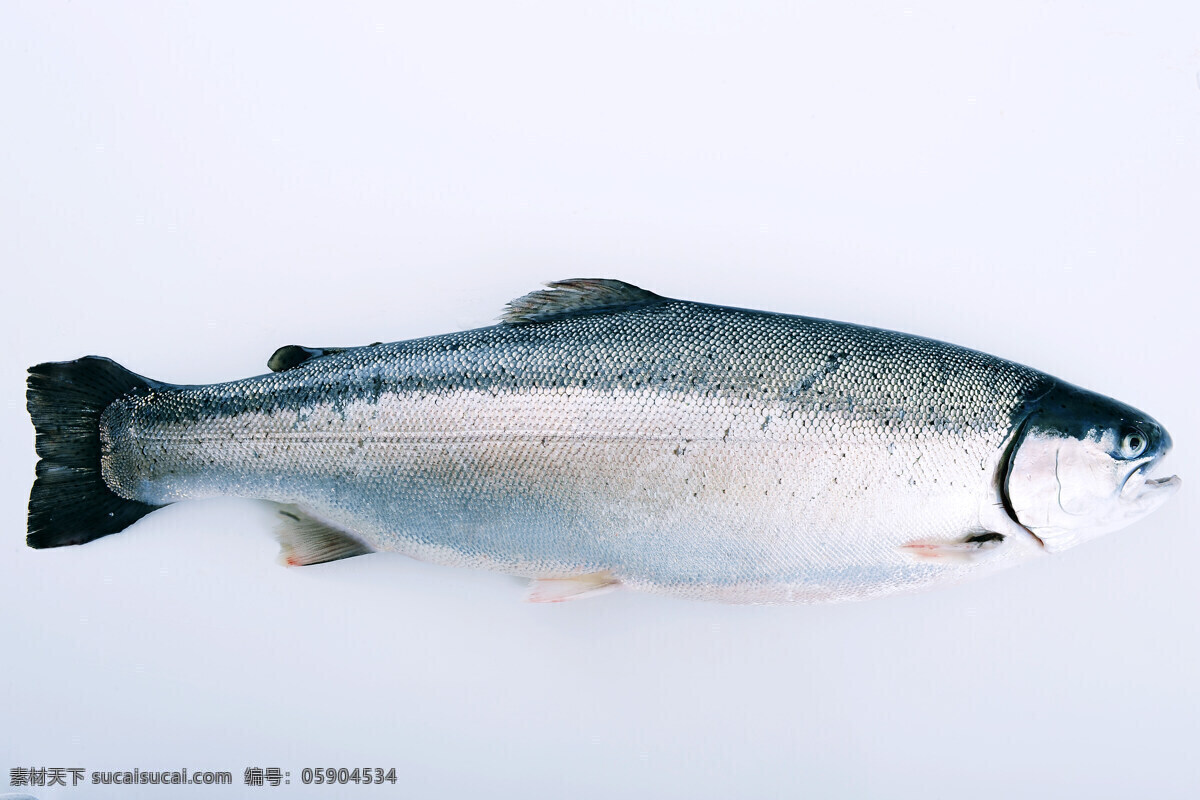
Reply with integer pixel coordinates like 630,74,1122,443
26,356,166,548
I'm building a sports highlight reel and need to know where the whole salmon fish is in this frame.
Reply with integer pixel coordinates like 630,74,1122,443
26,280,1179,603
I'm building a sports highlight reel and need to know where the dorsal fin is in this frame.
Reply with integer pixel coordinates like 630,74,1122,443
500,279,663,325
267,343,381,372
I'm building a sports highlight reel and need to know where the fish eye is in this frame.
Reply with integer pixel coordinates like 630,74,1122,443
1120,429,1148,459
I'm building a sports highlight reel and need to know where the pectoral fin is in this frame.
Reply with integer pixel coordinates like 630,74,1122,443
899,532,1005,564
273,504,373,566
525,571,620,602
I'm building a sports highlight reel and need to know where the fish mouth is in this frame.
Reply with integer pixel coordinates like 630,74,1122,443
1120,454,1181,502
1118,453,1185,510
1136,473,1181,493
1147,475,1181,487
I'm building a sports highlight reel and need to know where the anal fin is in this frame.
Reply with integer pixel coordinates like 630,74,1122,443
526,571,619,603
273,504,373,566
899,532,1005,564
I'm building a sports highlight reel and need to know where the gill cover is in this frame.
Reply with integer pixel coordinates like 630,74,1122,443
1004,382,1179,552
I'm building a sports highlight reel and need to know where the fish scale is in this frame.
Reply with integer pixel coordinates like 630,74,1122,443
97,293,1043,601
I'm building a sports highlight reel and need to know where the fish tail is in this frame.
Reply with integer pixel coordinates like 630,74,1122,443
26,356,166,548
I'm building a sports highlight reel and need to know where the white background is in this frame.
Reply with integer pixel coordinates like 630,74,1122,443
2,2,1197,798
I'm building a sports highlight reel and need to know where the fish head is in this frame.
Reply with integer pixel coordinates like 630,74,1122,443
1003,382,1180,553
